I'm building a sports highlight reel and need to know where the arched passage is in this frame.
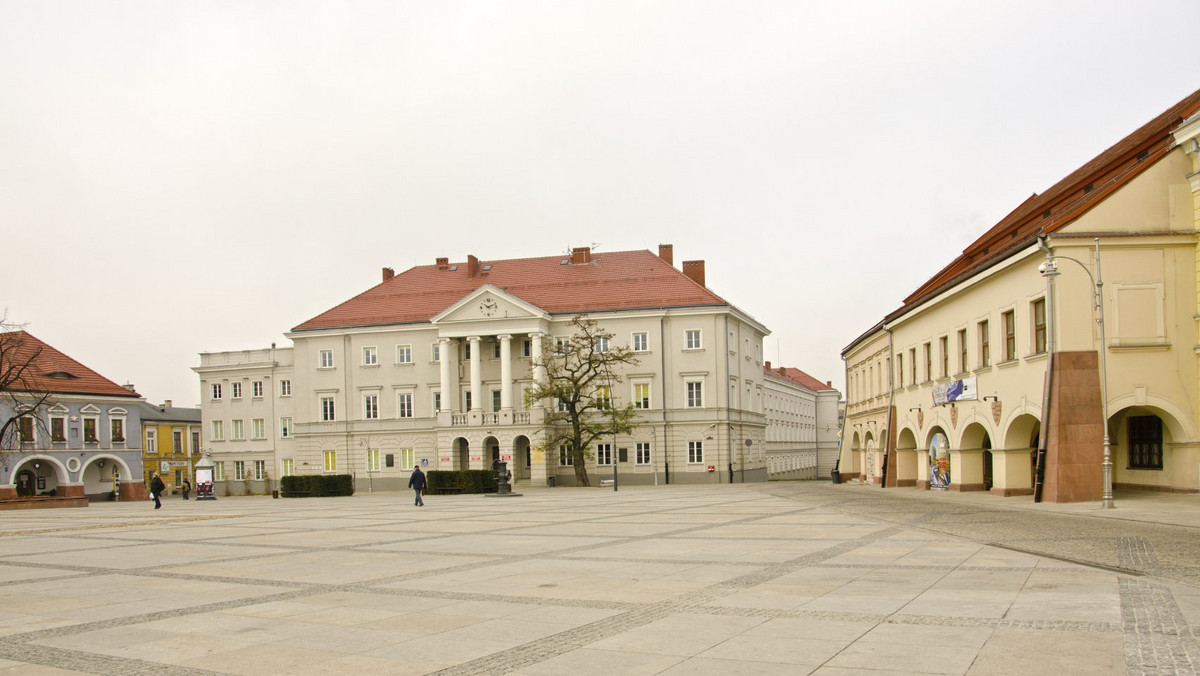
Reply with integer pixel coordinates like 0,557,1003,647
1107,403,1193,492
893,427,919,487
453,437,470,470
996,414,1040,496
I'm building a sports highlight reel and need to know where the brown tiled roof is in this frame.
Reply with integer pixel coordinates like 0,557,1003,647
765,364,836,392
0,331,141,398
894,87,1200,318
293,249,729,331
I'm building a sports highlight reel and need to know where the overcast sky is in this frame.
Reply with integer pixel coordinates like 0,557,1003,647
2,1,1197,408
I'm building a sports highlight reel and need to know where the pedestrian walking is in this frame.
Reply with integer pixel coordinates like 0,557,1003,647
408,465,426,507
150,472,165,510
181,478,191,500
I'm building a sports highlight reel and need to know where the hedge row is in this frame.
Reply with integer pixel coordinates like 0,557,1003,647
280,474,355,497
427,470,498,494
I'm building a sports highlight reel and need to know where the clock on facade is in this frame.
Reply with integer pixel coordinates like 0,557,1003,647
480,298,498,316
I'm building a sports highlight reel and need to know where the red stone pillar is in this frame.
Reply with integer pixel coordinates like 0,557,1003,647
1043,351,1104,503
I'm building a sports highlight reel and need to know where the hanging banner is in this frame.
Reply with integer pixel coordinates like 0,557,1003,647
932,376,977,406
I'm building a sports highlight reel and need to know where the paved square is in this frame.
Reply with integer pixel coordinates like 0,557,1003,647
0,483,1195,674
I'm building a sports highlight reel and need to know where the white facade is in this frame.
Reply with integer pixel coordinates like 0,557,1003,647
762,364,842,480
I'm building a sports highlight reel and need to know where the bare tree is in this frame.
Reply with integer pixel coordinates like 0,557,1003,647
0,314,54,460
528,315,639,487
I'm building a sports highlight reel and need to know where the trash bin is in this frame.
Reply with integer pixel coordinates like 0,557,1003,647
547,476,556,488
831,469,841,485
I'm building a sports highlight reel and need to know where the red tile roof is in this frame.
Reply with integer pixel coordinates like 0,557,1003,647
0,331,141,398
765,364,836,392
293,249,730,331
894,87,1200,318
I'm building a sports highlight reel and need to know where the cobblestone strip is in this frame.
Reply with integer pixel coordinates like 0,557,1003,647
1121,577,1200,675
1119,536,1159,570
0,644,221,676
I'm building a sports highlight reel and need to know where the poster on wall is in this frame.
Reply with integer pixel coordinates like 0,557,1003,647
929,433,950,491
932,376,977,406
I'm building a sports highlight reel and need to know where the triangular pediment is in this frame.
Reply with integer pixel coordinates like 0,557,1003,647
433,285,547,323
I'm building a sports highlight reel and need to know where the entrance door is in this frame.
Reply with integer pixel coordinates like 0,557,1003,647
16,470,35,497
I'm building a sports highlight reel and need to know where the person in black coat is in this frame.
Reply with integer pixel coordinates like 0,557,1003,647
181,478,191,500
407,466,426,507
150,472,166,509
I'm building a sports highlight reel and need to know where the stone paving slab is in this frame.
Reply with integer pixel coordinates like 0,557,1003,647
0,482,1197,674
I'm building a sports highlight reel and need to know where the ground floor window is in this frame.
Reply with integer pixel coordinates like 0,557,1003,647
1128,415,1163,469
688,441,704,463
596,443,612,466
636,442,651,465
323,451,337,472
559,446,573,466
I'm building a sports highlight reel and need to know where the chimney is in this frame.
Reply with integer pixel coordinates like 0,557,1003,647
436,257,449,270
122,383,136,392
827,381,832,388
571,246,592,264
382,267,394,282
658,244,674,266
682,260,706,287
764,361,771,370
467,254,480,278
162,400,172,408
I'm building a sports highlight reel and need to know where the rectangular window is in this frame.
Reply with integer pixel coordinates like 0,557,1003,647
232,419,244,440
432,343,441,362
282,459,294,477
396,345,412,364
559,445,574,466
432,392,441,413
1033,298,1047,354
686,381,703,407
463,342,472,360
896,352,904,388
51,417,66,442
252,381,263,398
1128,416,1163,469
234,461,245,480
595,385,611,409
367,449,380,471
192,431,200,453
636,442,651,465
320,349,334,368
321,397,336,422
280,379,292,396
940,336,949,378
979,320,991,367
323,450,337,472
596,443,612,465
17,417,34,443
211,383,222,400
146,429,157,453
399,448,414,468
685,330,702,349
254,460,265,481
632,332,648,352
594,336,609,353
492,341,501,359
634,383,650,409
363,346,378,366
464,391,472,411
363,394,379,420
556,337,571,353
397,392,414,418
923,343,932,382
211,420,223,441
252,418,265,439
280,417,292,439
522,339,532,358
232,382,242,399
84,417,98,443
1003,310,1016,361
214,461,225,481
958,329,968,374
688,440,704,463
173,430,183,451
909,348,917,384
109,418,124,442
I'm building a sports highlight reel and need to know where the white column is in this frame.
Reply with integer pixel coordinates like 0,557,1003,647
498,334,513,410
439,337,452,412
468,336,482,411
531,332,546,386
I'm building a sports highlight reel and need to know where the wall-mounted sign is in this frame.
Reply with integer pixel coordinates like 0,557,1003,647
932,376,977,406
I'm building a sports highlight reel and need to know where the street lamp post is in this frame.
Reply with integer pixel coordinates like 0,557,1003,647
1038,236,1113,509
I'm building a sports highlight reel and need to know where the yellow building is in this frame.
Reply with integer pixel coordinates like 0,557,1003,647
841,87,1200,502
139,401,202,494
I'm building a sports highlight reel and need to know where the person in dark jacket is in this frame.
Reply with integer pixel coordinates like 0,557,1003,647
181,478,191,500
150,472,166,509
407,466,426,507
